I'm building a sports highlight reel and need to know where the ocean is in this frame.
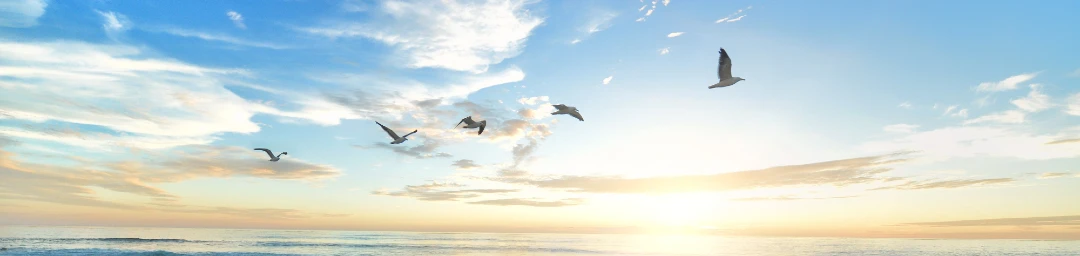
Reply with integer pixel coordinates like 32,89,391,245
0,226,1077,255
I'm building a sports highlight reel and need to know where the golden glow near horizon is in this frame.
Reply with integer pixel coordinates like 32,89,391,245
2,0,1080,241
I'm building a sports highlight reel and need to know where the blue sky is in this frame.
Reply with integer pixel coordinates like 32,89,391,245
2,0,1080,238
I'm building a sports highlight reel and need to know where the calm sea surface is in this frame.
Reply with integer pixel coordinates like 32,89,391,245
0,226,1077,255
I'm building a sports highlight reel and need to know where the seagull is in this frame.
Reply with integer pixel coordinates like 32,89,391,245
253,148,287,162
455,116,487,135
551,104,584,121
376,121,417,144
708,48,746,89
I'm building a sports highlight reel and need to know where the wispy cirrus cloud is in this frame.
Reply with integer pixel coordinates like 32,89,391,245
0,0,47,28
1047,138,1080,145
297,0,544,73
635,0,668,22
468,198,583,207
451,159,482,170
976,72,1038,92
95,10,132,39
902,215,1080,227
883,124,919,134
963,110,1025,125
730,195,857,202
862,126,1080,162
226,11,246,29
666,32,684,38
0,40,356,151
570,9,618,44
715,6,751,23
144,27,289,49
1038,172,1073,179
0,143,341,211
1066,93,1080,116
372,182,517,201
870,178,1013,190
513,152,913,194
1010,84,1052,112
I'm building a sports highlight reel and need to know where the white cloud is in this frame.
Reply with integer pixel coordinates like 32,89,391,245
568,10,617,44
517,96,549,106
298,0,544,73
663,0,670,6
638,5,646,12
602,75,613,85
636,0,665,22
898,102,912,109
300,66,528,125
1071,68,1080,77
862,126,1080,162
659,47,670,55
95,10,131,38
667,32,684,38
581,11,617,35
0,40,327,149
943,105,958,115
1010,84,1052,112
341,0,372,12
1068,93,1080,116
0,0,47,28
226,11,246,29
976,72,1038,92
883,124,919,134
953,109,969,118
963,110,1025,125
147,27,289,49
715,6,750,23
941,105,968,118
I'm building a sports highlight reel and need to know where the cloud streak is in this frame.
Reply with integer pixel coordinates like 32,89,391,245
146,27,289,49
514,152,912,194
298,0,544,73
0,0,47,28
468,198,584,207
226,11,246,29
976,72,1038,92
902,215,1080,227
870,178,1013,190
715,6,751,23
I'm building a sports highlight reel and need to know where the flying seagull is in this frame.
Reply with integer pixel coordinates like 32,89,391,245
376,121,417,144
708,48,746,89
253,148,287,162
551,104,584,121
455,116,487,135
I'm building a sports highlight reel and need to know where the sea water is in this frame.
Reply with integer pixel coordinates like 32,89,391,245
1,226,1077,255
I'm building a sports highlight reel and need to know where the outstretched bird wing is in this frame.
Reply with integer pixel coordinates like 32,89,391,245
253,148,275,159
569,111,584,121
478,122,486,135
376,121,400,140
401,130,419,138
718,48,733,80
456,116,475,127
552,104,568,111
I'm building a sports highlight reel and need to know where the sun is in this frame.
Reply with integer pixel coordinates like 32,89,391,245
644,194,719,229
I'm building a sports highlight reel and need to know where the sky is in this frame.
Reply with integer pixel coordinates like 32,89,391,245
1,0,1080,239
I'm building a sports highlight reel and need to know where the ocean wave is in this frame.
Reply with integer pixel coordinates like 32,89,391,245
252,241,606,254
0,237,201,243
0,248,298,256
